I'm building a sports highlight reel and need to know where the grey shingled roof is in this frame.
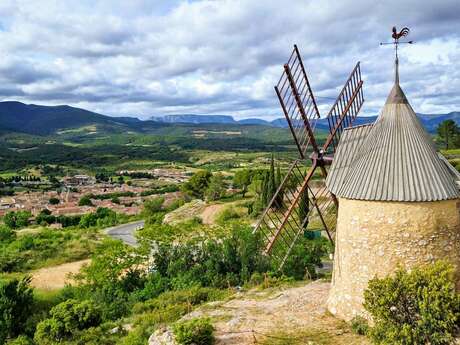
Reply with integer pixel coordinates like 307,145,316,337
327,83,459,202
326,124,373,195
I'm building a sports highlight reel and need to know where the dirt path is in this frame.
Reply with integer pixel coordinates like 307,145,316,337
150,281,369,345
31,259,90,290
201,204,226,225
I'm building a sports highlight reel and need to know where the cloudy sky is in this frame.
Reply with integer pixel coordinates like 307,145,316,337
0,0,459,120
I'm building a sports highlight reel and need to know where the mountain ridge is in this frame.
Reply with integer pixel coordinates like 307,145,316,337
0,101,458,135
151,112,460,132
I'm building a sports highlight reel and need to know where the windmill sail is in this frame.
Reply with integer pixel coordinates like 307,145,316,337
254,45,364,270
323,62,364,153
275,45,321,158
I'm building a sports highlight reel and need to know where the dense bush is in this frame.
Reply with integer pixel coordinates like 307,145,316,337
34,299,102,343
0,277,34,343
74,239,145,320
6,335,34,345
281,237,330,280
173,318,215,345
0,225,16,242
79,207,118,228
150,225,271,289
364,261,460,345
182,170,212,199
350,316,369,336
216,207,240,224
3,211,32,229
142,197,165,215
48,197,60,205
78,195,94,206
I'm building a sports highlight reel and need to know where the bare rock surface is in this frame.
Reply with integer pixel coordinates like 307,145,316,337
148,327,176,345
150,280,369,345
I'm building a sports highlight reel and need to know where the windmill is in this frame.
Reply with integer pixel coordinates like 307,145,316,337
253,45,364,268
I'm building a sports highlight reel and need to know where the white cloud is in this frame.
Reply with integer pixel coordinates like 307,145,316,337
0,0,458,119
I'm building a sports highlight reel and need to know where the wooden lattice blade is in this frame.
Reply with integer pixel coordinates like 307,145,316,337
323,62,364,154
275,45,321,158
253,160,337,269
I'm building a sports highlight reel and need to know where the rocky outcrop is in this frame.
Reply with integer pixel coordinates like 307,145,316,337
148,326,176,345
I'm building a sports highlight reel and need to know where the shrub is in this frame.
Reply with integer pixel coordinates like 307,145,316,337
3,211,31,229
149,225,271,288
281,237,329,280
48,197,60,205
173,318,215,345
165,198,185,212
79,207,117,228
36,210,56,226
350,316,369,336
143,197,165,216
0,277,34,343
364,261,460,345
0,225,16,243
216,207,240,224
6,335,33,345
34,299,101,343
78,195,94,207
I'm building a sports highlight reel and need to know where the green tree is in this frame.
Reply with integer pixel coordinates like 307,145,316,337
48,197,59,205
0,225,15,243
437,119,459,150
258,156,279,209
233,170,252,197
78,195,94,207
260,171,269,207
298,187,310,229
36,210,56,226
364,261,460,345
0,277,34,343
267,154,276,203
3,211,31,229
205,173,226,201
182,170,212,199
274,163,283,208
75,239,144,320
142,197,165,216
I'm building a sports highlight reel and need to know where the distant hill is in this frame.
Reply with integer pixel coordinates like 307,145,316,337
0,101,458,136
150,113,460,133
0,101,135,135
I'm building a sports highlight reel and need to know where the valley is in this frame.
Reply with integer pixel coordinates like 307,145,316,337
0,101,459,345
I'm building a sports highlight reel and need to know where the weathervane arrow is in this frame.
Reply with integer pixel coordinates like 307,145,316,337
380,26,414,84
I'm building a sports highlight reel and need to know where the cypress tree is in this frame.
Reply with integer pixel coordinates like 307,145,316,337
261,172,269,207
275,163,284,209
299,187,310,230
267,154,276,202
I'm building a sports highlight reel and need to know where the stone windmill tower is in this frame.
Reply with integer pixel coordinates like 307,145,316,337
326,27,460,320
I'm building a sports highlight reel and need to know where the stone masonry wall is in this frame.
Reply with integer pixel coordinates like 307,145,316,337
327,198,460,321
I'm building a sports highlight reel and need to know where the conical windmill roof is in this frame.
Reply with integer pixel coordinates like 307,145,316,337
328,83,459,202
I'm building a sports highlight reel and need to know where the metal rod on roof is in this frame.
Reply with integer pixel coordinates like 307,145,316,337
379,26,413,85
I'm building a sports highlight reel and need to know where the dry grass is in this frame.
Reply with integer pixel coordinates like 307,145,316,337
30,259,90,290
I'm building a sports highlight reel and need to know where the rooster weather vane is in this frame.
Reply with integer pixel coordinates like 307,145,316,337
380,26,414,83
